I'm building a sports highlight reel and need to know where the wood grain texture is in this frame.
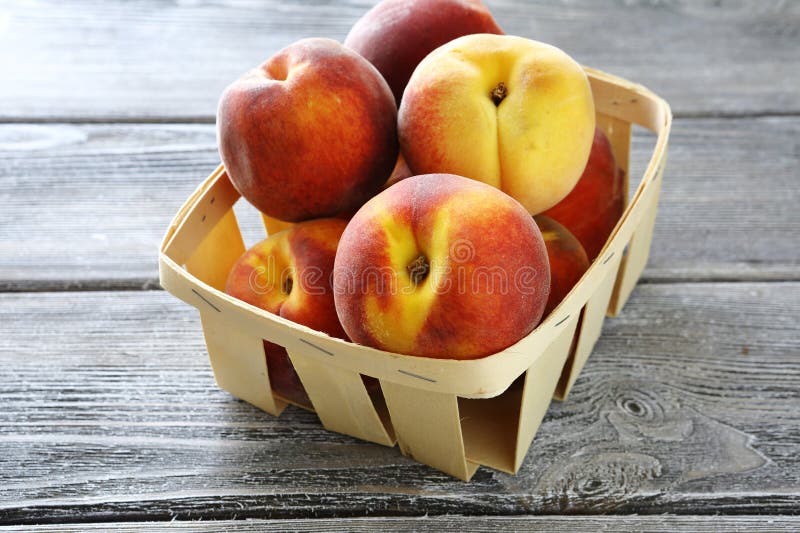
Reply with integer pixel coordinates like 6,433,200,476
0,0,797,120
2,516,799,531
0,284,797,523
1,0,796,527
1,117,798,289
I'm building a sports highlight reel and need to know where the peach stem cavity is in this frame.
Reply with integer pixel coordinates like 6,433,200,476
491,82,508,106
407,255,430,285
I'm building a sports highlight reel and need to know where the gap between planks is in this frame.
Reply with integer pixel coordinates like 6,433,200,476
1,516,799,531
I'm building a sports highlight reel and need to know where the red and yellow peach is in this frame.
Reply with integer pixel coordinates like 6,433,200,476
225,219,349,406
217,38,398,222
333,173,550,359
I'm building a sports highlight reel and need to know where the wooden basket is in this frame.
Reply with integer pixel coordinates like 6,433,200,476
159,67,671,481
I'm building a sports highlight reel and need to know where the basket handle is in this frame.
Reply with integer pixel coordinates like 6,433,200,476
586,67,672,241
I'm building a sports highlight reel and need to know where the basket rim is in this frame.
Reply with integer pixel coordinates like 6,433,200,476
159,67,673,399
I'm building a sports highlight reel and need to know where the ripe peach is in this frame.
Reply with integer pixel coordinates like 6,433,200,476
344,0,503,104
217,38,398,222
543,127,626,260
398,34,595,215
225,219,349,407
333,173,550,360
535,215,590,317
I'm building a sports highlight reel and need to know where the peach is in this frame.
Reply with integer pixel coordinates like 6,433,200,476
322,154,413,221
225,219,349,407
535,215,590,317
543,127,626,260
398,34,595,215
333,173,550,360
344,0,503,104
217,38,398,222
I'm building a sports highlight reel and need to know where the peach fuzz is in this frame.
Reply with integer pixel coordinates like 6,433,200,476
217,38,398,222
225,219,349,406
399,34,595,214
333,173,550,360
344,0,503,104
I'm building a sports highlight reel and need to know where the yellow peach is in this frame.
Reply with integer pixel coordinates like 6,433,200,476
399,34,595,214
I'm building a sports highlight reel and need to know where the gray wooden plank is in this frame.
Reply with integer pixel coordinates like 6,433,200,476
0,0,797,120
0,283,797,522
1,117,798,289
0,123,218,289
2,516,799,531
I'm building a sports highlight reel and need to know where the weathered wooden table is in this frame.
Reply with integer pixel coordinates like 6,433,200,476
1,1,798,529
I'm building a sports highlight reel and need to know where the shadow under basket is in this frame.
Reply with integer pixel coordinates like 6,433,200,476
159,67,672,481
